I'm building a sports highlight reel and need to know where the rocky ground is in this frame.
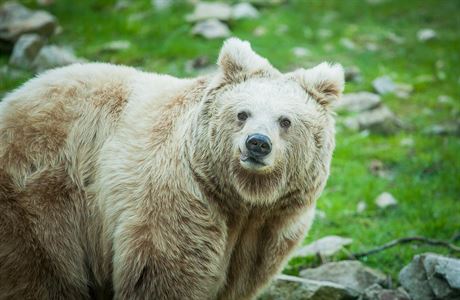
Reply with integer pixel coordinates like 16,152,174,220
1,1,459,299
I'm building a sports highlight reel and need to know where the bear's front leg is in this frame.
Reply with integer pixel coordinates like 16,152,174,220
218,206,315,300
111,206,227,300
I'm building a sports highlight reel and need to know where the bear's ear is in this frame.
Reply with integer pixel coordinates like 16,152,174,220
216,38,279,83
288,63,345,107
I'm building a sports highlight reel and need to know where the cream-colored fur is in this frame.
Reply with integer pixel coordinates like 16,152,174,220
0,38,344,299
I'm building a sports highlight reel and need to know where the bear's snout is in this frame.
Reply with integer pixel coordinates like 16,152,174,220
245,134,272,158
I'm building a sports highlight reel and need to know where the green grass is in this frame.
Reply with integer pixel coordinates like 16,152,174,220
1,0,459,282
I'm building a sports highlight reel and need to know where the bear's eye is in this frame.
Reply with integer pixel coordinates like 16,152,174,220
279,118,291,128
237,111,249,121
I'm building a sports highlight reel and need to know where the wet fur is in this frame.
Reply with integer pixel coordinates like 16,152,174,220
0,39,343,299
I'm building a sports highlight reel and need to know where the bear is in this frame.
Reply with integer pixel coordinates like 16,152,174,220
0,38,344,299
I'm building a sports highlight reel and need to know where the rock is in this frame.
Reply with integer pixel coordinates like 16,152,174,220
417,28,437,42
253,26,267,37
399,253,460,300
248,0,287,7
152,0,173,11
386,32,405,44
400,137,414,147
424,122,460,137
294,236,353,258
372,76,397,95
191,19,230,39
258,274,358,300
33,45,84,72
394,83,413,99
101,40,131,52
315,209,327,220
357,201,367,213
335,92,381,113
359,284,410,300
318,28,333,39
231,3,259,20
9,33,44,69
344,66,362,82
0,2,57,43
343,105,402,134
300,261,387,295
185,55,217,75
37,0,55,6
186,2,232,22
340,38,356,50
292,47,310,57
375,192,397,209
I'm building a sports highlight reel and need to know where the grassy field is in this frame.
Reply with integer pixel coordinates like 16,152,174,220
1,0,459,282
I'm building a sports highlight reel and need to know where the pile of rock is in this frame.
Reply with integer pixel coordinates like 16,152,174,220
334,91,403,135
0,2,84,72
187,2,260,39
260,253,460,300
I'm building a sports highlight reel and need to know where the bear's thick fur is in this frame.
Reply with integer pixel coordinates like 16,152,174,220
0,38,344,299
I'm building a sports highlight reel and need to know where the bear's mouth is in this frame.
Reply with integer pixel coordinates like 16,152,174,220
239,151,266,167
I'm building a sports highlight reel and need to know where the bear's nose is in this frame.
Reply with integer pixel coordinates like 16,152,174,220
246,134,272,158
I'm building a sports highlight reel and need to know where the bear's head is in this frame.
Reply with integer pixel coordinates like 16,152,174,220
194,38,344,207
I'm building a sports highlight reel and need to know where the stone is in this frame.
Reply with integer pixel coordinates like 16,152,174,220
359,284,410,300
424,122,460,137
394,83,413,99
9,33,44,69
33,45,85,72
300,261,387,295
184,55,217,75
191,19,230,39
399,253,460,300
248,0,287,7
423,253,460,299
357,201,367,213
258,274,358,300
417,29,437,42
343,105,402,134
292,47,310,57
152,0,173,11
253,26,267,37
334,92,381,113
186,2,232,22
231,3,259,20
344,66,362,82
372,76,397,95
375,192,397,209
340,38,356,50
101,40,131,52
294,236,353,258
0,2,57,43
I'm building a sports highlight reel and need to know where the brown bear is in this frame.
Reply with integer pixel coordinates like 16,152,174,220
0,38,344,299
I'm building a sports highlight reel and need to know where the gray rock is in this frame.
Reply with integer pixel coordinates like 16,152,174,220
184,55,217,75
0,2,57,43
300,261,387,295
356,201,367,213
343,105,402,134
375,192,398,209
394,83,413,99
359,284,410,300
344,66,362,82
186,2,232,22
294,236,353,258
258,274,358,300
152,0,173,11
423,253,460,299
399,254,436,300
372,76,397,95
335,92,381,113
232,3,259,20
33,45,85,72
9,33,44,69
292,47,310,58
417,29,437,42
101,40,131,52
424,122,460,137
191,19,230,39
